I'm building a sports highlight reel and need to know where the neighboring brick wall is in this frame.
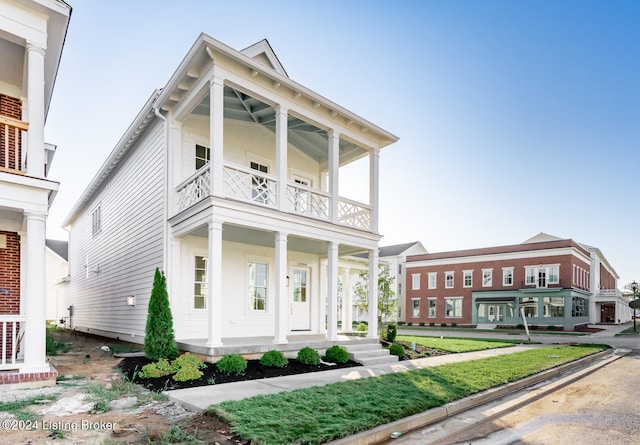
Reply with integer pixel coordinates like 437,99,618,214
0,94,23,170
0,231,21,360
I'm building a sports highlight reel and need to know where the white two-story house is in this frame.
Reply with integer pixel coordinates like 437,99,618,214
63,35,398,358
0,0,70,386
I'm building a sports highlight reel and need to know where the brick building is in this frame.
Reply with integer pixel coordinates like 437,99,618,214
405,233,629,330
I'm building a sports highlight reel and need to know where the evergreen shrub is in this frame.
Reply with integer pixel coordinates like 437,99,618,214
260,350,288,368
324,345,349,364
216,354,248,376
297,347,320,365
389,343,405,357
144,268,179,361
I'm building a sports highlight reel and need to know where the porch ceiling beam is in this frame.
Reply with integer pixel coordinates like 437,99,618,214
231,88,260,124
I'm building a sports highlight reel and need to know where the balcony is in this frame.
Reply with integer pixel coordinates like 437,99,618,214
175,162,373,231
0,115,28,174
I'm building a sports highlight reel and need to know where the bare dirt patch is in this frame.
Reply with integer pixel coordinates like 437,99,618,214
1,330,247,445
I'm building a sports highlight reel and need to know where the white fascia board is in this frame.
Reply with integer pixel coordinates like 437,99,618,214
590,247,619,279
406,247,592,269
62,90,160,227
0,0,48,48
0,174,57,213
158,34,398,147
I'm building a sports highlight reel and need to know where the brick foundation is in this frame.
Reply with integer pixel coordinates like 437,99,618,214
0,365,58,390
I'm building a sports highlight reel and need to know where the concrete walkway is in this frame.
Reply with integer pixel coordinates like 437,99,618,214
165,325,628,411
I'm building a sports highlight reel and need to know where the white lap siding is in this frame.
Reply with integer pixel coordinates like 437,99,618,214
68,121,165,342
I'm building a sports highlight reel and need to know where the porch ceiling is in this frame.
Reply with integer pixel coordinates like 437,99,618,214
190,223,366,256
192,87,367,166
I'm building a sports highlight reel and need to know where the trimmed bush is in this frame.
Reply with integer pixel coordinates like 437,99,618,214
356,323,368,332
429,322,435,327
325,345,349,364
174,353,205,370
407,322,413,326
173,365,204,382
397,321,406,326
451,322,457,328
260,350,288,368
419,322,425,327
440,323,447,327
385,324,397,342
216,354,248,376
297,347,320,365
388,343,405,357
139,358,175,378
144,268,179,361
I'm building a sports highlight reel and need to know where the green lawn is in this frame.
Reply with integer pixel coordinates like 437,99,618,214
211,344,607,445
396,335,520,352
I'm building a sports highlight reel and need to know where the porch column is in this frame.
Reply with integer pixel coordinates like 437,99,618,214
273,232,289,344
206,221,223,347
328,130,339,223
327,242,339,341
22,212,48,371
276,106,288,212
369,147,380,233
341,268,353,332
26,43,46,177
367,248,379,339
209,75,225,197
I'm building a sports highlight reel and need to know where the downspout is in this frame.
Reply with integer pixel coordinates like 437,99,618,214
153,104,169,282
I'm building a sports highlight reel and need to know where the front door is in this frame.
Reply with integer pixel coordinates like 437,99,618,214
291,267,311,330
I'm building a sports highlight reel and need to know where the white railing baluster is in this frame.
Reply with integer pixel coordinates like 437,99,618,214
0,315,26,370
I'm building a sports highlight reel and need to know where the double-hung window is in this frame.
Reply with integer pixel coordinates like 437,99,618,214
194,256,207,309
445,272,454,288
412,273,421,290
195,144,210,170
463,270,473,288
91,204,102,236
502,267,514,286
428,298,437,318
411,298,420,318
445,297,462,318
428,272,437,289
482,269,492,287
249,262,268,311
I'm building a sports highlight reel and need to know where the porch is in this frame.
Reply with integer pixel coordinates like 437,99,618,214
177,333,379,361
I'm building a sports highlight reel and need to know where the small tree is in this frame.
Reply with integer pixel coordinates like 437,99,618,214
353,266,397,324
144,268,179,361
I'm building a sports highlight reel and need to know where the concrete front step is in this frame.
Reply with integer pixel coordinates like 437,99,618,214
345,343,398,366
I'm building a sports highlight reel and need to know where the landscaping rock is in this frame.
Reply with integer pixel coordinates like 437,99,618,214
38,394,94,416
108,396,138,410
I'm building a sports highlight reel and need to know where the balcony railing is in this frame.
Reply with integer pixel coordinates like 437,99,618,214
0,315,25,371
175,162,373,230
0,115,28,173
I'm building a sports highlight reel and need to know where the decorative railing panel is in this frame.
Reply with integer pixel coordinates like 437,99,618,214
0,315,25,370
223,163,278,208
287,183,330,220
176,166,210,212
338,198,371,230
0,115,28,173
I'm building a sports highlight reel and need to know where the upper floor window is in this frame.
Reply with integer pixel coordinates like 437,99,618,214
503,267,514,286
549,265,560,284
445,272,454,288
412,273,421,290
91,204,102,236
398,264,403,275
428,272,437,289
195,144,210,170
526,265,560,288
482,269,493,287
463,270,473,288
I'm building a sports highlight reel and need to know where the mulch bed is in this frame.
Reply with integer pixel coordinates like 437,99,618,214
118,356,361,392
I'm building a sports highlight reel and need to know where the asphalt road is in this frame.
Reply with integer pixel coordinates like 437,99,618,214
390,324,640,445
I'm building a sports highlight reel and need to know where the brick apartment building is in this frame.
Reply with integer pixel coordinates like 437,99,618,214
405,233,629,330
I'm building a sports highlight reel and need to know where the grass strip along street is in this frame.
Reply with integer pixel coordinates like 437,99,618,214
396,335,520,352
211,344,607,445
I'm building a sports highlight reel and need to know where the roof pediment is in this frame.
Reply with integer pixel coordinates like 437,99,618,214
240,39,288,77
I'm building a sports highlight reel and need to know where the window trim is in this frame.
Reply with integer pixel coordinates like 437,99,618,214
428,272,437,289
411,298,421,318
247,257,270,313
427,297,437,318
411,273,421,290
445,271,454,289
193,255,207,310
502,267,514,286
482,269,493,287
463,270,473,288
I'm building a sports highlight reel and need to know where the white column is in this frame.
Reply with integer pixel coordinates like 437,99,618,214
26,43,46,177
17,232,26,360
209,75,225,197
369,147,380,233
341,268,353,332
319,259,327,334
22,212,49,371
273,232,289,344
206,221,223,347
327,242,339,341
276,106,288,212
367,248,379,339
328,130,340,223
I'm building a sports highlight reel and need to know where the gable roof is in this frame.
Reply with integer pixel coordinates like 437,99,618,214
521,232,564,244
46,239,68,261
379,242,426,257
240,39,288,77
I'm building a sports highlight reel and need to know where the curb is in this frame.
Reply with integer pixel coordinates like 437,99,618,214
327,349,616,445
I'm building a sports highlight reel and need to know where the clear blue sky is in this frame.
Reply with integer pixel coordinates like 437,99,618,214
44,0,640,287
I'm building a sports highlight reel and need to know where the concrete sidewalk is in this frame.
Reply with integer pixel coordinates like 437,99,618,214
167,344,545,412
